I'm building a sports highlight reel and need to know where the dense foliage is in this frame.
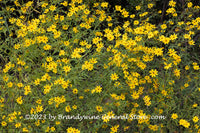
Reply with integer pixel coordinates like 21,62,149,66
0,0,200,132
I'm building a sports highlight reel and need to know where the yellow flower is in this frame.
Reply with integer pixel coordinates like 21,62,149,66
43,84,52,94
89,58,97,64
59,50,65,56
36,105,43,113
130,14,135,18
102,114,110,123
46,57,53,62
184,34,191,39
54,30,61,38
115,5,121,11
161,90,167,96
41,2,48,8
55,121,60,125
106,16,112,22
193,103,198,108
61,1,68,6
63,25,69,30
106,33,114,41
63,65,71,73
193,116,199,123
195,124,199,129
64,41,70,46
45,127,50,132
22,128,29,132
60,15,64,21
134,20,139,25
184,83,189,88
36,99,42,104
149,69,158,77
79,96,84,99
49,5,56,11
1,121,7,126
15,122,21,128
34,79,40,85
92,37,102,44
121,10,129,17
72,105,77,109
124,126,129,131
148,32,154,39
73,27,79,33
0,98,4,103
16,96,23,104
43,44,52,50
160,24,167,30
131,91,139,99
14,44,20,49
184,65,189,70
66,127,74,133
173,69,180,77
187,2,193,8
193,65,199,70
35,120,40,126
169,0,176,7
96,105,103,112
170,34,177,41
101,2,108,8
136,5,141,11
51,127,55,131
171,113,178,119
148,3,154,9
111,125,119,133
65,105,71,112
72,88,78,94
164,62,172,70
111,73,119,81
82,61,93,71
7,82,13,88
3,75,9,82
95,86,102,93
84,9,90,15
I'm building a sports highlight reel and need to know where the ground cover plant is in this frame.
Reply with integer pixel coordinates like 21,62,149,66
0,0,200,132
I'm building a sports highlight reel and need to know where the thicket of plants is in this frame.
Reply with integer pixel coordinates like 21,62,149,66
0,0,200,132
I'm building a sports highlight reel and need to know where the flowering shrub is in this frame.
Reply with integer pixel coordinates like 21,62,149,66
0,0,200,132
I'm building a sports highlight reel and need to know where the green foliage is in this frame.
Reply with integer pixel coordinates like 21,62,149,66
0,0,200,132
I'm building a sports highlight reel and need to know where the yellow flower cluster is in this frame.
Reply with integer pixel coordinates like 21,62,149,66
179,119,190,128
0,0,200,132
82,58,97,71
143,95,151,106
